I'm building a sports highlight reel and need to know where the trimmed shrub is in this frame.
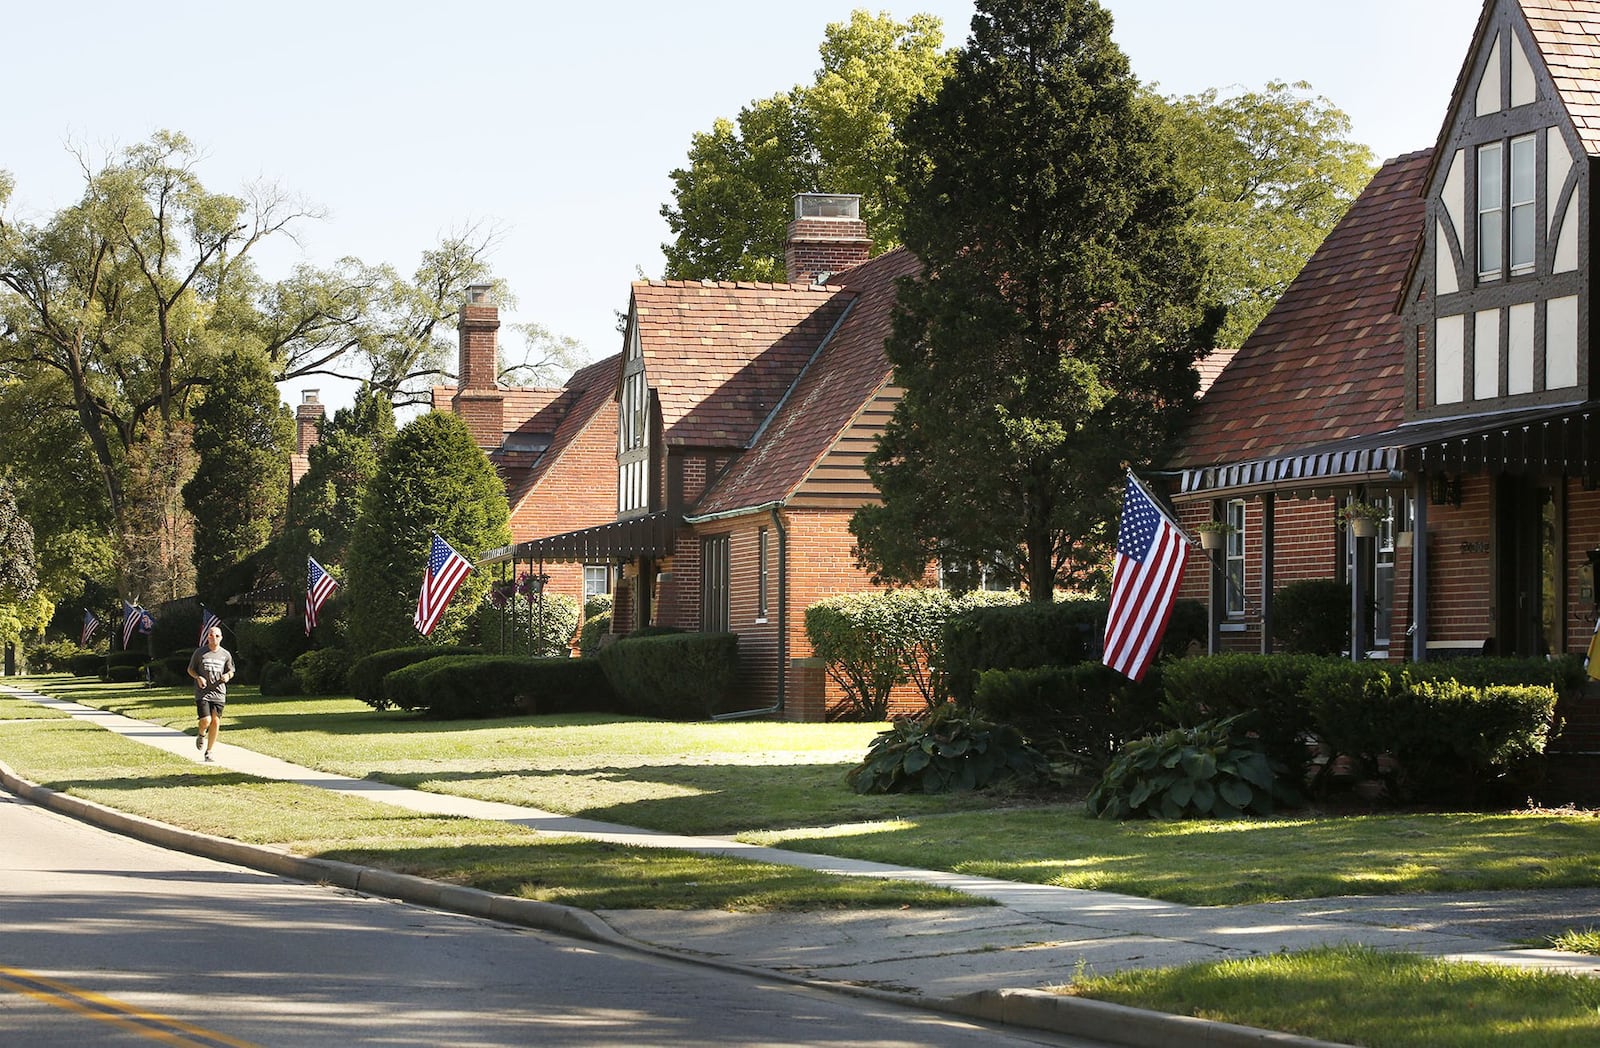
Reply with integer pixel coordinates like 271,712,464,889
847,702,1048,794
943,597,1107,703
475,591,582,657
25,638,92,673
151,649,195,687
579,595,613,658
402,656,618,718
598,632,739,719
104,650,147,682
292,647,354,695
68,653,104,677
971,662,1164,775
347,645,483,710
259,660,303,696
381,654,482,711
231,617,312,685
1159,653,1324,781
1273,579,1352,655
805,594,908,720
1086,717,1292,820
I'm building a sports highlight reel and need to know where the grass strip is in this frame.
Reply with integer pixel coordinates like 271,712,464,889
0,715,979,912
1062,944,1600,1048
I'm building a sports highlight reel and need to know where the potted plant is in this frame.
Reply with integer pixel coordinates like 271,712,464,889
1336,500,1387,539
1194,519,1235,551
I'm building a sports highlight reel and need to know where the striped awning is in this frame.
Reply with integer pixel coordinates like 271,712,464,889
478,511,678,566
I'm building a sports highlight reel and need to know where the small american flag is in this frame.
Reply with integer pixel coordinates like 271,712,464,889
306,556,340,636
1103,472,1191,682
81,609,100,648
413,533,472,637
199,606,222,646
121,600,154,651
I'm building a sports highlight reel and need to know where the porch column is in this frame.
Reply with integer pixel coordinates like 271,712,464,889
1259,493,1276,655
1411,477,1429,662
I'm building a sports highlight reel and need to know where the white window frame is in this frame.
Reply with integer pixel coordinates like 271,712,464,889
756,527,769,622
1224,499,1246,618
583,565,611,600
1509,134,1536,274
1478,141,1504,279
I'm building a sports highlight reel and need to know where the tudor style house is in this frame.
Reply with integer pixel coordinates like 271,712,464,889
1166,0,1600,752
438,196,914,719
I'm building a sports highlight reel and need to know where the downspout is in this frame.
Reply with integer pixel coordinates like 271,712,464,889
685,500,786,720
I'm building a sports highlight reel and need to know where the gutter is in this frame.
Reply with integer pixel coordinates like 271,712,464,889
684,501,787,721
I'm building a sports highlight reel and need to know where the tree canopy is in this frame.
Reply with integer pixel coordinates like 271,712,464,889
343,411,510,655
660,10,954,281
852,0,1215,601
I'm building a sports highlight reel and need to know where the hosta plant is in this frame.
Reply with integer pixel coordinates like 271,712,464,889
847,702,1048,794
1086,716,1290,820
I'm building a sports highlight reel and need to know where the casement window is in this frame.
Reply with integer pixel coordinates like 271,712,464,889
701,534,730,633
583,565,610,600
1224,499,1246,618
756,527,769,622
1477,134,1537,280
618,333,650,515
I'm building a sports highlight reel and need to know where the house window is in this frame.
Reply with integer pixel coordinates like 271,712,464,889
1224,499,1246,618
1477,142,1503,278
583,565,610,600
618,333,650,515
1345,495,1407,654
1477,134,1538,280
938,556,1010,594
756,527,769,622
701,534,730,633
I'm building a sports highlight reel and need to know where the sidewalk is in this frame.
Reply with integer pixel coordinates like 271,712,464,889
5,682,1599,1047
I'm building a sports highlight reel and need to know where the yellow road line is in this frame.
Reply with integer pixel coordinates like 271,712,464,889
0,965,263,1048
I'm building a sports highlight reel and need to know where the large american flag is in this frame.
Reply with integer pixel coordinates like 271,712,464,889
1103,472,1191,682
413,533,472,637
121,600,154,650
199,606,222,646
81,609,100,648
306,556,339,636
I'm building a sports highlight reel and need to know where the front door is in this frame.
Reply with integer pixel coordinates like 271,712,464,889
1494,476,1559,656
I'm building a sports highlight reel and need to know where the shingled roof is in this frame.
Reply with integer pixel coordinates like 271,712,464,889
632,279,852,448
1167,150,1431,472
503,352,620,508
694,247,917,515
1511,1,1600,154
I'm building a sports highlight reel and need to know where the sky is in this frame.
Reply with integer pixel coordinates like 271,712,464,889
5,1,1486,413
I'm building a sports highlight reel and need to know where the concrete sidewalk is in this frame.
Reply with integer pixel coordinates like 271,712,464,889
5,682,1599,1047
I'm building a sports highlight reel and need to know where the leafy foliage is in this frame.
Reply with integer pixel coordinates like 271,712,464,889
597,632,740,719
853,0,1214,601
385,655,617,719
474,586,580,657
184,351,293,609
1273,579,1354,654
971,662,1164,775
343,411,510,655
291,647,355,695
1158,652,1325,780
847,702,1048,794
1086,716,1290,820
346,644,483,711
578,593,613,657
661,11,954,280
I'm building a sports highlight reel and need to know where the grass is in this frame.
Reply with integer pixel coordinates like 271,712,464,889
1551,928,1600,954
1061,945,1600,1048
18,674,1600,907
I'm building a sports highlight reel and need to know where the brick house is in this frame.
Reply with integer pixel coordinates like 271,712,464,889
443,196,917,719
1165,0,1600,754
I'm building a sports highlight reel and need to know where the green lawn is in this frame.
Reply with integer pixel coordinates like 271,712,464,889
1063,945,1600,1048
17,675,1600,907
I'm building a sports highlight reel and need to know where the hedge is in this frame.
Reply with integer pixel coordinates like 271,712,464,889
396,655,618,718
971,662,1164,775
598,632,739,719
347,645,483,710
292,647,354,695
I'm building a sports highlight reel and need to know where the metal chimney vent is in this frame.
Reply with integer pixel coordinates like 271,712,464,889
793,193,860,220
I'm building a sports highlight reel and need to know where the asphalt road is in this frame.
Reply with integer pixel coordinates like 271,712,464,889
0,791,1111,1048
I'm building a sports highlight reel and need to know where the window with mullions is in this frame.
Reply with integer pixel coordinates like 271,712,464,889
1224,499,1246,618
1478,135,1538,279
618,334,650,515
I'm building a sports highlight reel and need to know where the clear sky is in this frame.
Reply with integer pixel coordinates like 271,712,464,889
5,1,1484,412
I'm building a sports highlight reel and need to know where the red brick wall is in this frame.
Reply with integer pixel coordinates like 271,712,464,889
1421,477,1493,651
784,217,871,284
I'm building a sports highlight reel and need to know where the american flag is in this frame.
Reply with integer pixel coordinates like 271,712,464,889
121,599,154,650
81,609,100,648
413,533,472,637
306,556,339,636
1103,472,1191,682
199,606,222,646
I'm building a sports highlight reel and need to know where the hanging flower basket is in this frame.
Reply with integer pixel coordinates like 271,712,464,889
1336,500,1387,539
1195,520,1235,551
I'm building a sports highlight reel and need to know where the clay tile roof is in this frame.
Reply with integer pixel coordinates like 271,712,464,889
1523,0,1600,154
504,353,621,506
633,279,852,447
1167,150,1432,470
695,247,918,514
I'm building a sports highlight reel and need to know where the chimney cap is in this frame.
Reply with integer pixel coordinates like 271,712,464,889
465,283,494,305
302,389,320,404
793,193,860,221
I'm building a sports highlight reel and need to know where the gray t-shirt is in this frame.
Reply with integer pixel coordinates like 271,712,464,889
188,646,235,704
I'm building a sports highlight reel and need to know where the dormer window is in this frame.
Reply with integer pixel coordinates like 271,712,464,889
618,327,650,515
1477,134,1537,281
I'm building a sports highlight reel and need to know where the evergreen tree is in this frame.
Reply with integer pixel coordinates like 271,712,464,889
276,383,396,601
852,0,1215,601
343,411,509,655
183,352,294,608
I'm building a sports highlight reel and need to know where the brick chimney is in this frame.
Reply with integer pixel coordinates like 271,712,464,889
295,390,325,455
784,193,872,285
452,283,505,449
